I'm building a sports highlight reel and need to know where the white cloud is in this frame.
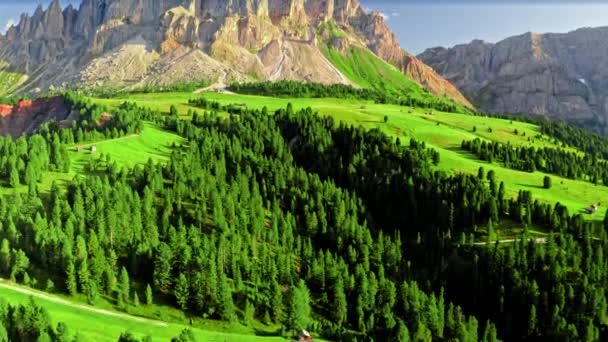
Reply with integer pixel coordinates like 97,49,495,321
4,18,16,33
391,12,400,17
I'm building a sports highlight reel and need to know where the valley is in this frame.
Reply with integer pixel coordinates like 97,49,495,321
0,1,606,342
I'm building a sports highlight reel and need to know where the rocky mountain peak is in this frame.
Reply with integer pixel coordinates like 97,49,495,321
42,0,65,39
0,0,472,109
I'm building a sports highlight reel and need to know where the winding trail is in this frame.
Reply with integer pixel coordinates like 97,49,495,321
0,280,168,327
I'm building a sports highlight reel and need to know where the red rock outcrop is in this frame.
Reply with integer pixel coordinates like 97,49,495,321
0,97,72,136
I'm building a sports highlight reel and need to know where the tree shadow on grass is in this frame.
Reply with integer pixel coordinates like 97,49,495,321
515,183,544,190
445,147,490,163
254,327,282,337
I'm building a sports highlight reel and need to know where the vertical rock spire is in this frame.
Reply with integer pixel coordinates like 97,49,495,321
304,0,335,23
43,0,65,38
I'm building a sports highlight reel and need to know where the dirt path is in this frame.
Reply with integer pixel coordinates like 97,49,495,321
0,281,168,327
473,237,547,246
195,70,235,94
472,236,601,246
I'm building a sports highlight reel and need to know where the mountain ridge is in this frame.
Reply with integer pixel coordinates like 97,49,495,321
0,0,472,109
418,27,608,133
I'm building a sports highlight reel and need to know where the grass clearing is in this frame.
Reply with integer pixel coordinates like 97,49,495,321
0,282,284,342
68,122,185,175
0,122,183,195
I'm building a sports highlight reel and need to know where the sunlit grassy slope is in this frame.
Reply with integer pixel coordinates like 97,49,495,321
0,283,283,342
68,122,185,175
322,46,424,97
90,92,608,220
0,123,183,195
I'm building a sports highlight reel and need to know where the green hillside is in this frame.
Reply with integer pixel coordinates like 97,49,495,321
0,282,282,342
90,91,608,221
0,88,607,342
319,44,470,113
322,45,420,96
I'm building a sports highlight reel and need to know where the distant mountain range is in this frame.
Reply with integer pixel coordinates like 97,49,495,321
0,0,471,109
419,27,608,134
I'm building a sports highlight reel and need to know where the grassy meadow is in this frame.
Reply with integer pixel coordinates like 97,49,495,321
0,122,183,195
89,91,608,221
68,122,185,174
0,283,284,342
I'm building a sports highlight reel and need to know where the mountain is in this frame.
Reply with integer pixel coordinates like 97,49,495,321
0,0,471,108
418,27,608,133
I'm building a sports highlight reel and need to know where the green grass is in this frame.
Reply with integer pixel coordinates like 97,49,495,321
0,65,28,95
89,92,608,220
0,283,284,342
0,123,184,195
68,122,185,175
321,45,427,99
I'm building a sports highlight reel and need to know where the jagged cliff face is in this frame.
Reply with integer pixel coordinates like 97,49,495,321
0,0,471,109
418,28,608,132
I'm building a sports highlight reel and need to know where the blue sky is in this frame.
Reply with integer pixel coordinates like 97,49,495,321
3,1,608,54
0,0,76,33
360,1,608,53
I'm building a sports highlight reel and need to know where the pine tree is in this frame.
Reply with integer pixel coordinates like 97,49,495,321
9,162,19,188
333,277,348,327
145,284,153,305
175,273,189,311
218,273,236,322
0,239,11,275
66,260,78,296
171,329,196,342
286,280,312,331
397,320,410,342
543,176,552,189
244,300,255,325
271,278,283,323
119,267,130,304
482,321,498,342
414,323,432,342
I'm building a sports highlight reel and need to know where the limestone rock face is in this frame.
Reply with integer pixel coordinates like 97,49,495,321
0,0,471,109
419,28,608,132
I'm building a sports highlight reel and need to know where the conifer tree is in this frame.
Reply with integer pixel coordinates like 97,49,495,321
119,267,130,304
145,284,153,306
286,280,312,331
175,273,189,311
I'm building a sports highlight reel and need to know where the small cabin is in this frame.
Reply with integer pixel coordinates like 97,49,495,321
76,146,84,153
585,203,601,214
90,145,97,153
297,330,313,342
